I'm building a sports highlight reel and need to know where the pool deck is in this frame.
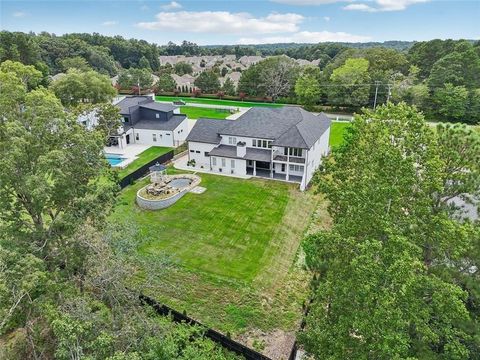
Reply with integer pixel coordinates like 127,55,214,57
104,144,150,168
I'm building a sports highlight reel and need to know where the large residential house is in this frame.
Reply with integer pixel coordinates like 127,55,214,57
108,96,188,149
186,107,331,190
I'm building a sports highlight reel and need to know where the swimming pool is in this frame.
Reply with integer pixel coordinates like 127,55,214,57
105,153,126,166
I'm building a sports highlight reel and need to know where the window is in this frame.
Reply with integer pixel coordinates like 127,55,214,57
228,137,237,145
196,151,200,153
135,133,139,141
253,139,272,148
212,157,217,166
204,152,209,157
289,164,304,172
231,159,235,168
281,164,286,172
152,134,157,142
221,158,226,167
123,117,129,123
284,148,303,157
156,113,160,118
190,150,195,153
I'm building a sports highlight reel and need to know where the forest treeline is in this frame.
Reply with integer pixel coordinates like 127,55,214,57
1,31,479,123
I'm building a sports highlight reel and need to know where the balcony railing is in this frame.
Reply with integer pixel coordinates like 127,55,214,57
273,154,306,164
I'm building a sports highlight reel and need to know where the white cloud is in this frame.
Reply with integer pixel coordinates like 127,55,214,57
272,0,346,4
102,20,118,26
13,11,26,18
137,11,304,34
161,1,182,10
323,16,331,21
272,0,430,11
238,30,371,44
343,3,375,11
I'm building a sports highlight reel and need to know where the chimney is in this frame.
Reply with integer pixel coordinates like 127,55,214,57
236,141,246,158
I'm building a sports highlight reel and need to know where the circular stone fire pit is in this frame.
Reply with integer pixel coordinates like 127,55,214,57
136,174,201,210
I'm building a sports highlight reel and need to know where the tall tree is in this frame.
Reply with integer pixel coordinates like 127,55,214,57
155,73,176,92
194,71,221,94
294,66,321,108
301,103,479,359
50,69,116,106
328,58,371,107
117,68,153,90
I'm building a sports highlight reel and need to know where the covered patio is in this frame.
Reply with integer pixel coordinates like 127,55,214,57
247,168,303,183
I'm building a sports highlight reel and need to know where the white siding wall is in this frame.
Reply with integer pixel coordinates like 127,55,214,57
210,156,247,176
188,142,217,168
133,129,174,147
173,119,189,144
304,126,330,187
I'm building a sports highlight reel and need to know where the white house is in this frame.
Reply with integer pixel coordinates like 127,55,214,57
107,96,188,149
186,107,331,190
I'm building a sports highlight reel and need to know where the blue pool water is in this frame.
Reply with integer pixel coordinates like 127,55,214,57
105,153,126,166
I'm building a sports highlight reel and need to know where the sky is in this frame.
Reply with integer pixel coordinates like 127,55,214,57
1,0,479,45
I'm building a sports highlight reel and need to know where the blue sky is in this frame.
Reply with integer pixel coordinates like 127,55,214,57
1,0,478,45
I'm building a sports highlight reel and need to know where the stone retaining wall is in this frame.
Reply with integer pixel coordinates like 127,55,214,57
136,174,201,210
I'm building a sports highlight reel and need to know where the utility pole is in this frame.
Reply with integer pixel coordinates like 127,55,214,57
386,83,392,103
373,81,380,109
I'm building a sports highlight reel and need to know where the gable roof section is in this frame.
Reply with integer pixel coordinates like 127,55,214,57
221,107,331,149
116,96,152,114
134,114,186,131
186,118,235,144
139,102,177,112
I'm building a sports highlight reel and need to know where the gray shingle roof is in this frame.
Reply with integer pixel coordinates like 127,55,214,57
207,145,272,162
208,144,238,158
140,102,177,112
186,118,236,144
116,96,152,114
220,107,331,149
244,147,271,162
133,115,186,131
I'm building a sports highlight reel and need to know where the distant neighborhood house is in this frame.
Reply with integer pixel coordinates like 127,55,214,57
186,107,331,190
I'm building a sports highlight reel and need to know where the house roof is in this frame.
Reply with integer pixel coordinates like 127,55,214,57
208,144,238,158
186,118,235,144
133,114,186,131
116,96,152,114
207,145,271,162
220,107,331,149
139,102,177,112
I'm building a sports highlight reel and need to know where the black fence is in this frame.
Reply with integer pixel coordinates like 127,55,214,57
139,294,272,360
119,150,174,189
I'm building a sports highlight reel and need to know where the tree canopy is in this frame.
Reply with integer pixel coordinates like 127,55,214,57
301,103,480,359
50,69,116,106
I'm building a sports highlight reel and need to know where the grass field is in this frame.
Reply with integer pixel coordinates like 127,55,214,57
116,146,172,178
179,106,232,120
110,171,326,335
156,95,284,108
330,121,352,148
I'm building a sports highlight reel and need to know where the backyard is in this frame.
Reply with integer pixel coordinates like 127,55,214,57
330,121,352,148
116,146,172,178
156,95,284,108
179,106,232,120
110,171,328,341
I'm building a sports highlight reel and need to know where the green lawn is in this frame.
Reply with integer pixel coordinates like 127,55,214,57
110,172,324,335
330,121,352,148
116,146,172,178
156,95,284,108
179,106,232,120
